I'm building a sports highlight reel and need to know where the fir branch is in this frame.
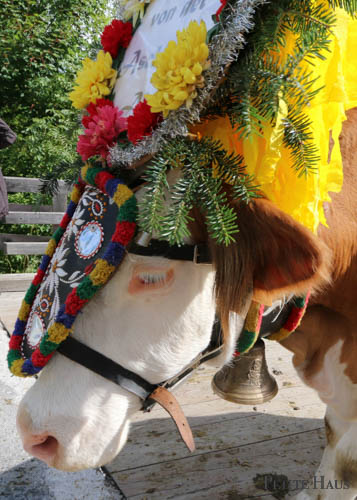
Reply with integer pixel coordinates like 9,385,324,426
195,173,239,246
328,0,357,16
232,174,261,202
137,137,257,245
138,155,170,234
160,175,196,245
282,110,319,176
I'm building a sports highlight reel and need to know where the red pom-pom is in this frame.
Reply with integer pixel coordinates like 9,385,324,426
112,221,136,246
32,350,53,367
95,170,113,193
60,212,71,229
127,100,162,145
101,20,133,58
65,289,88,316
9,335,22,351
33,269,45,286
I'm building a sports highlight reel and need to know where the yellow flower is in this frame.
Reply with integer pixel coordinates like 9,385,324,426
69,51,117,110
120,0,152,26
145,21,210,117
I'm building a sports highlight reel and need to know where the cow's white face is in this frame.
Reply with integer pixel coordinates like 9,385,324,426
16,252,242,471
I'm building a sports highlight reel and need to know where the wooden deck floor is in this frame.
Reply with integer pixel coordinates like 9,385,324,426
0,291,326,499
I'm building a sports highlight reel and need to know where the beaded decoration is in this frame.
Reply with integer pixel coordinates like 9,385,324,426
8,165,137,377
235,294,310,356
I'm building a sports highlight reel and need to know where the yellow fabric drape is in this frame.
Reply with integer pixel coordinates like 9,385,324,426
193,8,357,232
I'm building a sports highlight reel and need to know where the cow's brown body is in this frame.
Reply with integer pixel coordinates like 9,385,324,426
210,108,357,499
278,108,357,498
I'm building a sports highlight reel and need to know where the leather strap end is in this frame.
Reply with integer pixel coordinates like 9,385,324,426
148,387,195,453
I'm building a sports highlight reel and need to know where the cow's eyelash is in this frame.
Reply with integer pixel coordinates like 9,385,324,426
138,272,167,285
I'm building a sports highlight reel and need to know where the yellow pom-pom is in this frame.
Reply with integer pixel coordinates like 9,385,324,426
269,328,291,342
11,359,26,377
112,184,133,207
18,301,31,322
71,185,82,204
81,164,89,182
90,259,115,286
45,239,57,257
48,322,70,344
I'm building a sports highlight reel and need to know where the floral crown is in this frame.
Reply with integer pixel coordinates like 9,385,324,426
67,0,357,245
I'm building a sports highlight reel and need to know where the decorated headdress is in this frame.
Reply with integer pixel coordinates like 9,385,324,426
8,0,357,377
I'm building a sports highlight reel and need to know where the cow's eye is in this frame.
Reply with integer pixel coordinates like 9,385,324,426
128,266,174,294
138,272,167,285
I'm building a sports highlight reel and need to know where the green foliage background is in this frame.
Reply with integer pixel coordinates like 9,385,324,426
0,0,114,273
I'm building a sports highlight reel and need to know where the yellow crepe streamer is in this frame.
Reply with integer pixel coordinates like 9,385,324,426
193,8,357,232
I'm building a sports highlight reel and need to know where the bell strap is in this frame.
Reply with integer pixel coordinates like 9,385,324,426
146,387,195,452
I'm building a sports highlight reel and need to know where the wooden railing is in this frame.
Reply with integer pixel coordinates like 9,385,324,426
0,177,70,256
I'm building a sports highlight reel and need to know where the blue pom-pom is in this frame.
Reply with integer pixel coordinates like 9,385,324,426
103,241,125,266
22,359,42,376
105,179,123,198
13,318,26,336
56,305,76,329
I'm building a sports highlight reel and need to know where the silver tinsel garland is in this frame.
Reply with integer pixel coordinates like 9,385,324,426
110,0,267,167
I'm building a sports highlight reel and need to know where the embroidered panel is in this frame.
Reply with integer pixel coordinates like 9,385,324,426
21,186,118,360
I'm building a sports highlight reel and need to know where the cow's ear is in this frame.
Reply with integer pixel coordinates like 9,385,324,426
210,197,331,322
241,199,331,304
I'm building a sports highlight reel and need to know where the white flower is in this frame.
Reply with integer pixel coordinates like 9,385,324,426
46,243,69,296
67,207,85,238
119,0,152,25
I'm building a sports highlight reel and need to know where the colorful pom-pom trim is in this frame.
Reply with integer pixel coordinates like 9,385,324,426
8,165,137,377
235,294,310,356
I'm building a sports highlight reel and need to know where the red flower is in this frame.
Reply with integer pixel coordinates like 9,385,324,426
216,0,227,21
127,100,162,145
82,99,114,128
101,20,133,58
77,104,127,161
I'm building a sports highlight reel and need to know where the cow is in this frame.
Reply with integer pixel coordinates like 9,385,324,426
15,107,357,500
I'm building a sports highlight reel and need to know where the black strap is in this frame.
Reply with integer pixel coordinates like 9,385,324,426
259,301,294,338
58,336,157,401
58,319,223,412
129,240,211,264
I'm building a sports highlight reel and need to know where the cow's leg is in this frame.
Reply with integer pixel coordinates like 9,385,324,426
280,306,357,500
295,407,357,500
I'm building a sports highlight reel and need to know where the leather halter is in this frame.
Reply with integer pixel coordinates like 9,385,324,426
58,238,219,452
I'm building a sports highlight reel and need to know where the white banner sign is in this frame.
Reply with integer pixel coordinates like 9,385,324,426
114,0,221,116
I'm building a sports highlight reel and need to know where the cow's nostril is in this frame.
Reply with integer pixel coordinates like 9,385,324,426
24,434,59,464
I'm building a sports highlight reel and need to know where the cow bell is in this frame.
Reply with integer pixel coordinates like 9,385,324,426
211,339,278,405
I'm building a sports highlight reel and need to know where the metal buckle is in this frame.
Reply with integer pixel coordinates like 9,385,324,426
193,244,211,265
135,231,152,247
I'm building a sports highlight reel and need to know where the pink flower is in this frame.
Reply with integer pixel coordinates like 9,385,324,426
77,105,127,161
81,99,114,128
